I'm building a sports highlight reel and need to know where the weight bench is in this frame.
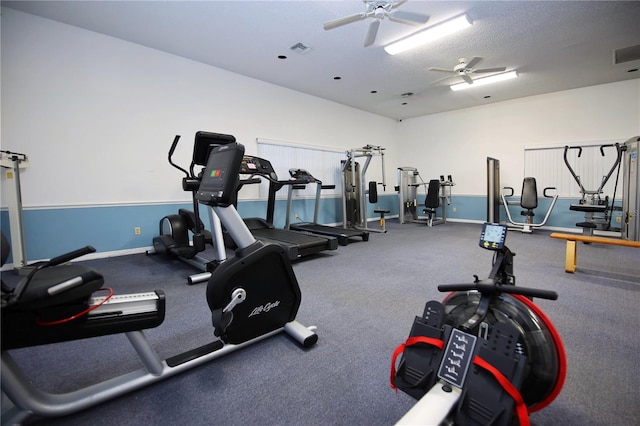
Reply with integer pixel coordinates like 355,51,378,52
549,232,640,273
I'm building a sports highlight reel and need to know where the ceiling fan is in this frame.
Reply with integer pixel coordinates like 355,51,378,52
428,57,507,85
323,0,429,47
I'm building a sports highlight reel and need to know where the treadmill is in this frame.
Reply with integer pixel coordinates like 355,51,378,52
236,156,338,259
285,169,369,246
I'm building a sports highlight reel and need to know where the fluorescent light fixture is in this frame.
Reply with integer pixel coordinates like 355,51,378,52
450,71,519,91
384,14,472,55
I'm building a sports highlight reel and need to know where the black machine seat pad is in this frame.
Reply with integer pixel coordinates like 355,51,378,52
425,180,440,210
520,177,538,211
9,265,104,310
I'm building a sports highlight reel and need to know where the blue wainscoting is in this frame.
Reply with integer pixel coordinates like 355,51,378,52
0,194,622,264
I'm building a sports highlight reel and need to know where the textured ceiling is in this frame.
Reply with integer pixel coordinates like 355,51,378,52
3,0,640,120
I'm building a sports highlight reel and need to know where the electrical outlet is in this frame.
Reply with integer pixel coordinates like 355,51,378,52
452,207,457,212
134,227,141,235
294,213,300,219
615,216,621,223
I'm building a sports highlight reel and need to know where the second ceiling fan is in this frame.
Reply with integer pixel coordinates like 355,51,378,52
428,57,507,85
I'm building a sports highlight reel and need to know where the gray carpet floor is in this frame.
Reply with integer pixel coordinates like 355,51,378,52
2,220,639,425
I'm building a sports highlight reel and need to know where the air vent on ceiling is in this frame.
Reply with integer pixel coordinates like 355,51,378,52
613,44,640,65
290,42,312,55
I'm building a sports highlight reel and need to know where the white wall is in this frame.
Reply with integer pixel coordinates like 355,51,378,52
395,79,640,195
3,7,639,209
1,8,397,208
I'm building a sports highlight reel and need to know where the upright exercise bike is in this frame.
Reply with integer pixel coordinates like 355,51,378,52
391,223,565,425
1,141,317,424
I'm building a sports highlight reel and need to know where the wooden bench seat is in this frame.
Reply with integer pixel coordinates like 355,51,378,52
550,232,640,273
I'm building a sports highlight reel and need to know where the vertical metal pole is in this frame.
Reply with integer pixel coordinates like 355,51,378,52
487,157,501,223
380,149,386,190
206,206,227,263
313,182,321,224
622,137,639,241
285,185,294,229
1,153,28,270
360,154,372,228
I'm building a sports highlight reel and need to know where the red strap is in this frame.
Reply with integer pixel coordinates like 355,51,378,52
35,287,114,326
472,355,530,426
390,336,444,390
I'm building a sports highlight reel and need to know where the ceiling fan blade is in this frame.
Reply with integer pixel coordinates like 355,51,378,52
364,19,381,47
390,0,409,10
388,10,429,25
430,74,459,86
462,74,474,84
465,57,483,69
323,13,367,30
427,67,454,73
473,67,507,74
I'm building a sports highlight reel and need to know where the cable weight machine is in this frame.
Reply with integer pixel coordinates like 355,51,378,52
341,145,388,233
563,143,624,236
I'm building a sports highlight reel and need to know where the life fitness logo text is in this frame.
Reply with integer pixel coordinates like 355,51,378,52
248,300,281,317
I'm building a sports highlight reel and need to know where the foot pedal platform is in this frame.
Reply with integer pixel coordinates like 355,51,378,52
392,301,446,399
453,322,527,426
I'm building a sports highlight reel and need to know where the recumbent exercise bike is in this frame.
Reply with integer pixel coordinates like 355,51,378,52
391,223,566,425
1,141,317,424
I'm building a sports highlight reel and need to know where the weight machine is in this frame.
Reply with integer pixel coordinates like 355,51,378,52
564,143,623,236
396,167,454,226
501,177,558,233
342,145,388,233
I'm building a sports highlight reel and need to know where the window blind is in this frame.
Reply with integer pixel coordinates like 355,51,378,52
256,139,345,199
524,140,624,198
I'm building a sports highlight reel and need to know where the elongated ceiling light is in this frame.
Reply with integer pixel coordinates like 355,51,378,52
450,71,519,91
384,14,472,55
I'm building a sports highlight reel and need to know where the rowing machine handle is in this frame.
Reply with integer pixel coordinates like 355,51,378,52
438,283,558,300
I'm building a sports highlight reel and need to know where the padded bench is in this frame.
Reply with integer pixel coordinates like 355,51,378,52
549,232,640,273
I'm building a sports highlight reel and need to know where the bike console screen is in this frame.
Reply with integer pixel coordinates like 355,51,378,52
196,143,245,207
479,222,507,250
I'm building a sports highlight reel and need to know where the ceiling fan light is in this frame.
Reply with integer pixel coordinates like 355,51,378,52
384,14,472,55
449,70,519,91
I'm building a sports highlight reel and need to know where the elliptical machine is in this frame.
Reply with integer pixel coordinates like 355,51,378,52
1,141,317,424
391,223,565,425
150,132,235,279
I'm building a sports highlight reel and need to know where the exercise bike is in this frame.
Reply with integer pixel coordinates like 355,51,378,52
391,223,565,425
1,141,317,424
